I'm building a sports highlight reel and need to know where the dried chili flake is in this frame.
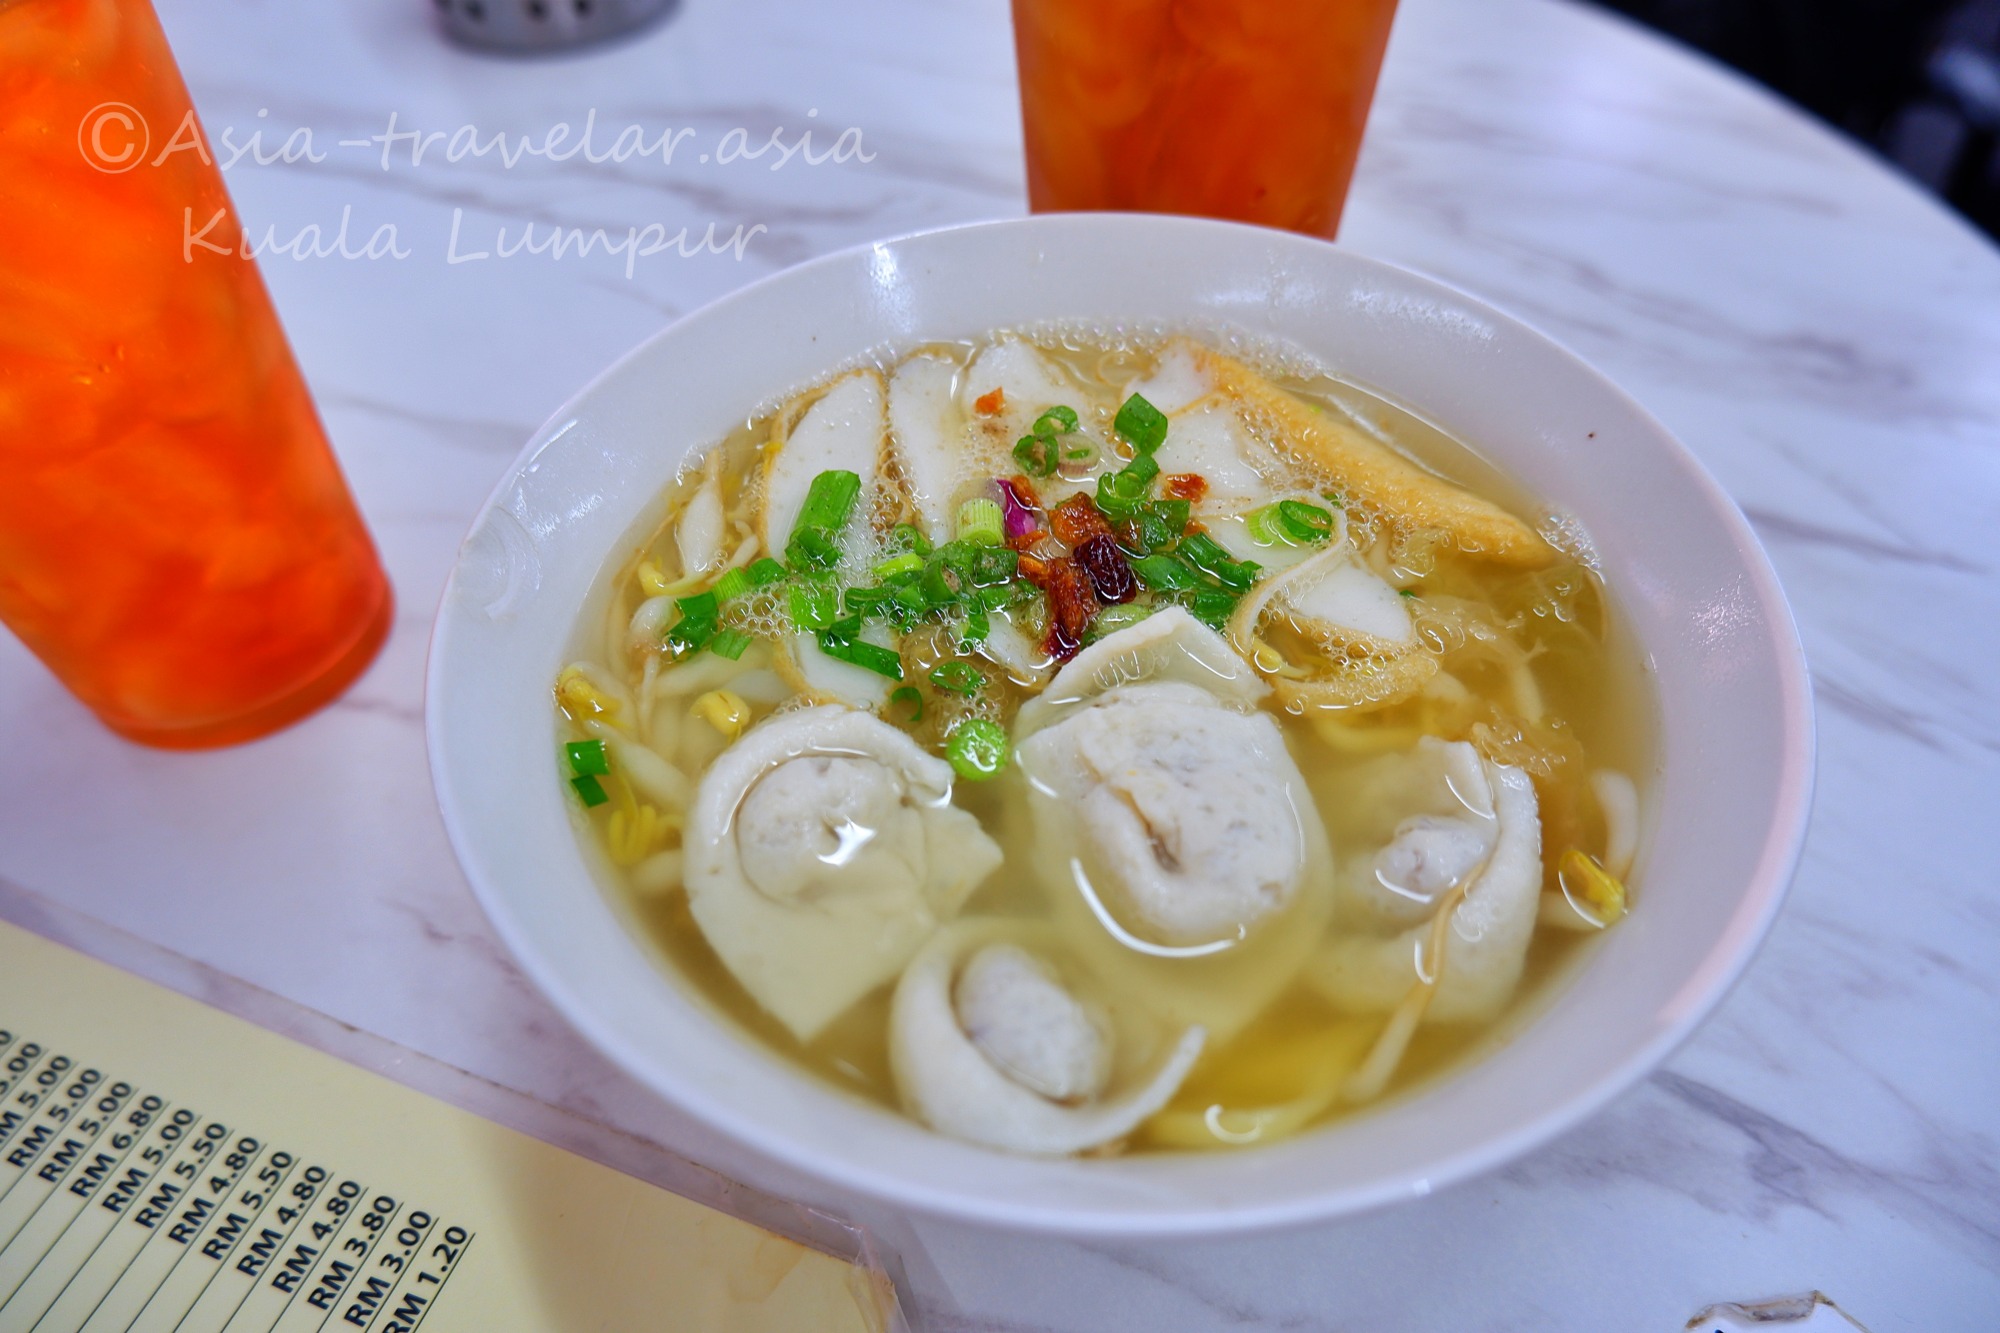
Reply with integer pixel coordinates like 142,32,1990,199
974,387,1006,416
1164,472,1209,502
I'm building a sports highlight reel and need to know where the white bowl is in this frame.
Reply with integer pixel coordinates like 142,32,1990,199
426,214,1813,1236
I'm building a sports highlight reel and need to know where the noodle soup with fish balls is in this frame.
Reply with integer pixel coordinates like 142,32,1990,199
553,329,1653,1157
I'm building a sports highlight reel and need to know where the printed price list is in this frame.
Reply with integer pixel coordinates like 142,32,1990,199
0,1026,473,1333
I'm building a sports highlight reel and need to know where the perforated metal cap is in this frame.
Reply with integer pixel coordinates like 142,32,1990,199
435,0,678,54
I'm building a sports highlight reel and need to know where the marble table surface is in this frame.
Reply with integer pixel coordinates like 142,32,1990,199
4,0,1998,1327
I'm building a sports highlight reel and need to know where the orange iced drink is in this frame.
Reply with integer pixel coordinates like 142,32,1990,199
1011,0,1400,239
0,0,391,748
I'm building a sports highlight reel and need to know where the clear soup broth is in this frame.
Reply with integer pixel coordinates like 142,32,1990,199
556,329,1653,1156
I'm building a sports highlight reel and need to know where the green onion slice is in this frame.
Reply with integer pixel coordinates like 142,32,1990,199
1032,405,1079,438
1130,553,1200,591
747,557,788,585
1114,393,1168,454
817,632,903,679
667,591,720,654
1088,603,1155,641
889,685,924,724
921,548,970,604
1095,469,1149,521
888,522,933,557
1185,586,1240,630
1013,434,1059,478
929,661,983,695
873,551,925,581
955,497,1005,546
844,586,892,615
565,739,609,777
793,469,861,533
788,579,840,631
709,629,753,660
1145,499,1192,547
1244,505,1289,546
1277,499,1335,543
711,566,754,602
966,545,1018,587
570,774,609,807
1177,532,1260,590
786,525,842,571
945,719,1010,782
961,603,992,647
1120,452,1161,487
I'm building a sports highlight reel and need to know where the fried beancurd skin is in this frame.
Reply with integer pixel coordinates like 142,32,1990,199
1190,342,1555,568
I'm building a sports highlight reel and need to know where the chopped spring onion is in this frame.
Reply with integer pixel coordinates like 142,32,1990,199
1324,490,1345,509
1244,505,1288,546
929,661,984,695
886,522,932,558
785,469,863,569
1114,392,1168,453
788,578,840,631
667,621,717,655
1177,531,1261,590
709,629,754,660
1095,468,1151,521
1120,451,1161,487
1241,499,1332,548
1130,553,1200,591
817,632,904,679
1131,499,1191,551
1032,405,1079,437
793,468,861,531
565,739,609,777
1277,499,1335,543
570,774,610,807
1088,603,1155,640
889,685,924,724
945,718,1009,781
1183,586,1241,629
1013,433,1059,477
787,525,842,571
966,544,1018,587
960,602,991,647
711,566,754,602
921,551,966,604
1399,588,1418,598
667,590,720,653
747,556,788,585
873,551,925,580
956,497,1005,546
844,585,893,615
823,613,863,641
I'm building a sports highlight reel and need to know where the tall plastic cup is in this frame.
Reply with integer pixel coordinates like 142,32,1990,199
0,0,392,748
1011,0,1400,239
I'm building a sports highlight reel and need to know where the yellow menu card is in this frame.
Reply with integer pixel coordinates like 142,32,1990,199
0,919,895,1332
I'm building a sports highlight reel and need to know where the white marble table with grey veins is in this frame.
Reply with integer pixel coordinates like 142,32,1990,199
2,0,1996,1327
